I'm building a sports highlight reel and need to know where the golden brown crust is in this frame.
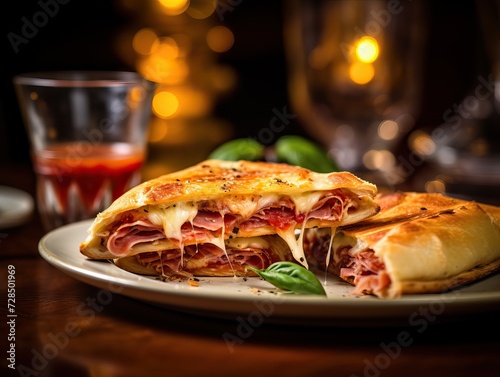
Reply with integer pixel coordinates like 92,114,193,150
338,192,500,298
344,191,469,229
398,258,500,295
91,159,377,228
80,159,379,259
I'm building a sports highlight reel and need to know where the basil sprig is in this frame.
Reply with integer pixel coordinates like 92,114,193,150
208,138,265,161
208,135,338,173
274,135,338,173
247,261,327,296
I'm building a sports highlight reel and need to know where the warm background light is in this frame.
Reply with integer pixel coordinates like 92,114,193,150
129,86,148,106
347,36,379,84
378,120,399,141
409,130,436,156
207,26,234,53
153,91,179,118
151,36,180,59
363,149,395,171
186,0,216,19
425,179,446,193
132,28,158,55
349,61,374,84
114,0,236,178
158,0,190,15
355,36,379,63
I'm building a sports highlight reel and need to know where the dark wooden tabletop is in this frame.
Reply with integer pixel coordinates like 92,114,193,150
1,162,500,377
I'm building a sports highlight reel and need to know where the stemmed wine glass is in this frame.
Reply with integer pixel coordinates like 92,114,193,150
283,0,427,186
407,0,500,205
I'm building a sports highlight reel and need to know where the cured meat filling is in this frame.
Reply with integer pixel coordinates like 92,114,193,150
337,247,391,296
304,230,391,296
104,190,352,257
135,242,286,276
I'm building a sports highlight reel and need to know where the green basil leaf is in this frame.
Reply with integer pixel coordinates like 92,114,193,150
208,138,265,161
247,261,327,296
275,135,338,173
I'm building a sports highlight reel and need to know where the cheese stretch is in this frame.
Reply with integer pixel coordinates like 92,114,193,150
144,191,343,269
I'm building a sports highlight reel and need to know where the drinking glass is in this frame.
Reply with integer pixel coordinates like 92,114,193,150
284,0,427,184
13,71,156,231
409,0,500,205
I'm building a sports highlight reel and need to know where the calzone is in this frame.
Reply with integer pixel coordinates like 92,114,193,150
304,191,500,298
80,159,379,278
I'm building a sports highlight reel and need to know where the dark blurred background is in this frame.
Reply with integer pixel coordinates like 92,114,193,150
0,0,490,187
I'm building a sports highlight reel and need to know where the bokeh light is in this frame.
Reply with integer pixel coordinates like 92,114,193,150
409,130,436,156
151,36,180,58
148,117,169,143
137,55,189,85
470,138,489,156
425,179,446,194
153,91,179,118
378,120,399,141
117,0,236,158
186,0,216,19
355,36,379,63
158,0,190,15
207,26,234,53
132,28,158,56
349,61,374,84
363,149,395,171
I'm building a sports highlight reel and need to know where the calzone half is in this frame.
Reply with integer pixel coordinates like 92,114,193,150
80,159,379,277
304,191,500,298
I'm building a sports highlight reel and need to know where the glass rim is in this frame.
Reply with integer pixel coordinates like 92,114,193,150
13,70,149,87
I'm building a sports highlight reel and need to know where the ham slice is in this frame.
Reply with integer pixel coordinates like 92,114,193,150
192,210,224,231
80,160,381,269
105,190,351,258
107,220,164,257
339,249,391,296
136,242,276,276
309,196,344,220
303,230,392,296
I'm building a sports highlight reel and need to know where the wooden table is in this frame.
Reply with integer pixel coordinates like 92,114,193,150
1,162,500,377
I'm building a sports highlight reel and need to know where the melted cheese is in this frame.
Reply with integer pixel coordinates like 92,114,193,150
226,236,269,249
256,194,281,210
147,202,198,242
223,196,256,218
147,202,198,269
145,192,333,271
290,191,324,214
287,192,334,268
221,194,284,219
331,232,367,263
325,227,335,271
277,227,308,268
148,205,233,274
211,212,234,275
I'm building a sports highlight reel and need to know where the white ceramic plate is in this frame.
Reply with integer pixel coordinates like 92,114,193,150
39,220,500,326
0,185,34,229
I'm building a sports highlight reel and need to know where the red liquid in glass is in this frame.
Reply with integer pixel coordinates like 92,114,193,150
33,142,144,225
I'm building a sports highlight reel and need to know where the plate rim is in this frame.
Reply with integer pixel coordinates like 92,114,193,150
38,219,500,325
0,185,34,228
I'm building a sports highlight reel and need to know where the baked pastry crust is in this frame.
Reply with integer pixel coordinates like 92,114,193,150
80,159,379,265
307,192,500,298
